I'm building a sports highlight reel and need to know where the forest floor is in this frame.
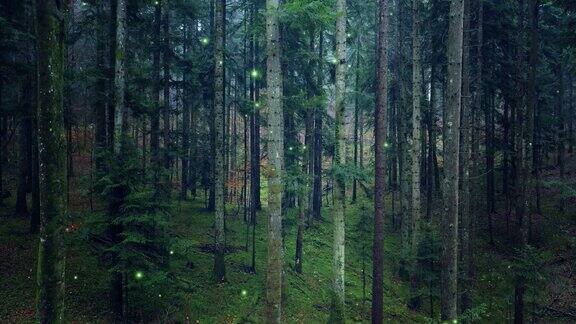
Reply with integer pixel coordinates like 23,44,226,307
1,157,575,323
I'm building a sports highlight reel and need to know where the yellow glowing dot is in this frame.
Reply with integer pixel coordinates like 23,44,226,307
241,289,247,296
384,142,390,148
255,102,260,108
201,37,209,45
135,271,144,279
250,69,259,78
170,250,174,255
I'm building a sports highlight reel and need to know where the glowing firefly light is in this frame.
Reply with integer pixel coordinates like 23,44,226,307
170,250,174,255
331,58,338,64
241,289,248,296
384,142,390,148
135,271,144,280
250,69,259,78
200,37,209,45
255,102,260,108
74,275,78,280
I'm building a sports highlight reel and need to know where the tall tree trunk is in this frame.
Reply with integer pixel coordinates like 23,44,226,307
470,0,484,279
485,88,495,245
352,32,361,203
409,0,423,310
330,0,347,321
311,32,324,221
372,1,389,322
16,96,31,217
113,0,126,155
213,0,226,283
36,0,67,321
514,1,538,322
459,0,472,313
151,0,162,193
163,0,172,178
264,0,284,321
397,0,412,278
441,0,464,320
181,22,191,200
94,0,107,171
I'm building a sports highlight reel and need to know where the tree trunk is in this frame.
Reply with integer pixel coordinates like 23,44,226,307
459,0,472,313
113,0,126,155
311,32,324,221
213,0,226,283
181,22,191,200
16,100,31,217
264,0,284,322
36,0,67,321
409,0,423,310
163,0,172,180
441,0,464,320
372,1,389,322
330,0,347,321
352,32,361,203
514,1,538,322
151,0,162,193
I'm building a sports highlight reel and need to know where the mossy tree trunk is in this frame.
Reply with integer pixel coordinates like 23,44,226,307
151,0,162,193
441,0,464,320
459,0,472,313
330,0,347,321
409,0,423,310
35,0,67,322
212,0,226,283
372,0,389,322
264,0,284,322
113,0,126,155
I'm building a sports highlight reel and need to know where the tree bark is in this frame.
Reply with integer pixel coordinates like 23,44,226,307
35,0,67,321
213,0,226,283
459,0,472,313
151,0,162,193
441,0,464,320
112,0,126,155
514,1,538,322
409,0,423,310
372,1,389,322
330,0,347,322
264,0,284,322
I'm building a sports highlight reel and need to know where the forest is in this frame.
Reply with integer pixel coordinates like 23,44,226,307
0,0,575,322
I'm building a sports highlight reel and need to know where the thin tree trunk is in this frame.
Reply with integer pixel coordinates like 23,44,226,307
163,0,172,178
312,32,324,221
151,0,162,193
36,0,67,321
409,0,423,310
181,22,191,200
514,1,538,322
372,0,389,322
330,0,347,321
459,0,472,313
264,0,284,321
213,0,226,283
113,0,126,154
441,0,464,320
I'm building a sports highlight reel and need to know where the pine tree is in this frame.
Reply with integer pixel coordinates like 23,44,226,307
330,0,347,321
264,0,284,321
213,0,226,283
35,0,67,321
372,0,390,322
441,0,464,320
